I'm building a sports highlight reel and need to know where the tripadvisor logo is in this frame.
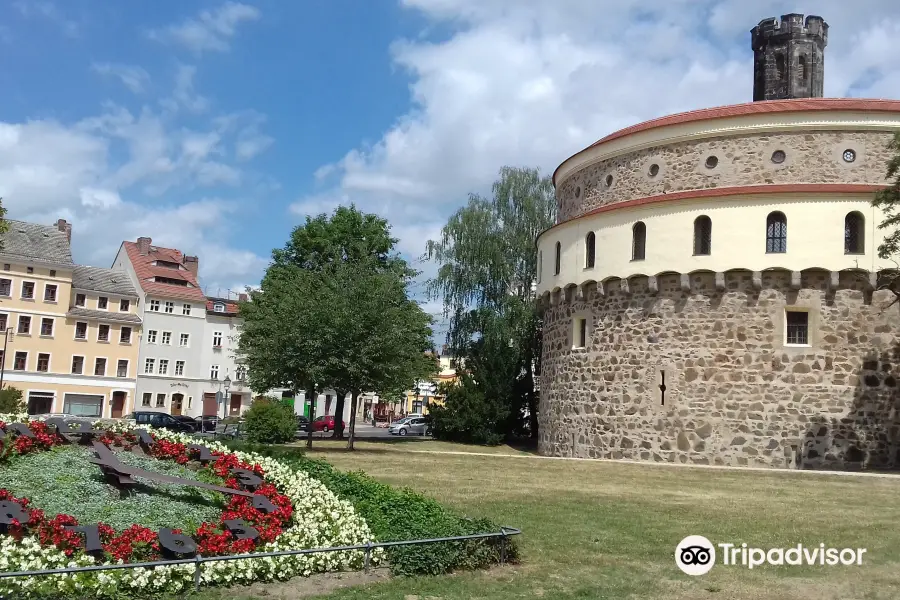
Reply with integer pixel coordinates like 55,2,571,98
675,536,867,575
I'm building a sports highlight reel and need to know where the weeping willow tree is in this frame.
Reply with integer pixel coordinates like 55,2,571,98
426,166,556,439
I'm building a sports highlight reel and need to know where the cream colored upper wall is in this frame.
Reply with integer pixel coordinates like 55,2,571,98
536,192,888,295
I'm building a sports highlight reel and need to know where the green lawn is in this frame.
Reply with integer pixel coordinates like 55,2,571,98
199,440,900,600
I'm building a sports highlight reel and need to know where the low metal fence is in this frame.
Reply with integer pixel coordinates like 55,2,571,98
0,526,522,592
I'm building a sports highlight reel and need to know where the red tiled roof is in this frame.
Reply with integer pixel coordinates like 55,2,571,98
123,241,206,301
206,298,240,316
540,183,886,238
554,98,900,184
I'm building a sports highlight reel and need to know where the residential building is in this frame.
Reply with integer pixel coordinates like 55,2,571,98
201,296,252,417
0,219,140,417
113,237,208,417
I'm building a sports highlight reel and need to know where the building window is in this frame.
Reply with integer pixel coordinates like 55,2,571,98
164,301,174,314
775,52,785,80
117,360,128,378
175,360,185,376
156,393,166,408
26,267,33,274
40,318,53,337
49,270,56,277
120,327,132,344
693,215,712,255
213,332,223,347
161,331,171,345
98,324,110,342
2,264,7,271
149,300,160,312
574,317,587,349
179,333,190,347
75,293,86,307
75,322,88,340
21,281,34,299
71,356,84,375
0,314,7,332
236,365,246,381
766,211,787,253
182,303,192,315
17,316,31,335
158,359,169,375
13,352,26,371
0,279,10,296
94,358,107,376
632,222,646,261
37,353,49,373
554,242,561,275
44,284,57,302
142,392,151,407
98,297,108,310
585,232,596,269
799,55,808,81
144,358,155,374
210,365,219,379
147,330,158,343
214,303,225,313
786,310,809,346
120,299,130,312
844,211,865,254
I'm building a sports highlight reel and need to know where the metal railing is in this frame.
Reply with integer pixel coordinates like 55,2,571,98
0,526,522,592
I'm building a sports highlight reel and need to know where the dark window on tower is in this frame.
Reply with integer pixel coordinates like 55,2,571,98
585,232,596,268
786,311,809,345
775,53,785,80
766,211,787,253
554,242,561,275
693,216,712,255
844,211,865,254
799,55,808,81
632,222,646,261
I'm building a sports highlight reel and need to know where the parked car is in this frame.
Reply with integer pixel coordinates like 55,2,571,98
388,416,431,437
171,415,199,432
296,415,311,431
126,411,197,433
311,415,345,433
195,415,220,433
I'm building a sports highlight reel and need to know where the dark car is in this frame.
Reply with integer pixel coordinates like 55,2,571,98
171,415,199,432
195,415,220,433
128,411,197,433
297,415,311,430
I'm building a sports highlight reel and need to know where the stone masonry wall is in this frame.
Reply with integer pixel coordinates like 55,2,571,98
557,130,895,222
538,270,900,469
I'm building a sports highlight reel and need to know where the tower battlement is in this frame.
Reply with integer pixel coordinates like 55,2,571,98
751,13,828,101
751,14,828,50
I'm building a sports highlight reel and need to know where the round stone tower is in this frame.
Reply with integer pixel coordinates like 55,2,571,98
535,16,900,471
752,13,828,101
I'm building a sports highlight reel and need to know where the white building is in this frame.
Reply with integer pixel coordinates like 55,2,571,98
113,237,251,418
201,296,252,417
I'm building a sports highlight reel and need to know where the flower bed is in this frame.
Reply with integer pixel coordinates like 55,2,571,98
0,414,382,599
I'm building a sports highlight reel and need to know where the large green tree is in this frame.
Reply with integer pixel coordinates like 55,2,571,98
874,133,900,260
426,166,556,439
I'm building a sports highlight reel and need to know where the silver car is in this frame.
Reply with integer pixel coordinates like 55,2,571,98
388,416,431,437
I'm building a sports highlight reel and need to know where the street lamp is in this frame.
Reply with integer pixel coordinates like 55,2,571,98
222,375,231,418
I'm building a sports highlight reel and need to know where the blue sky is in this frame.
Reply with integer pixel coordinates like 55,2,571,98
2,0,900,343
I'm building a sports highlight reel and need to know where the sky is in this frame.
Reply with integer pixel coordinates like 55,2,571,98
2,0,900,343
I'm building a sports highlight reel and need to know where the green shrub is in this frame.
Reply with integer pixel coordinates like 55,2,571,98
0,386,24,413
242,400,296,444
428,377,507,445
224,441,518,575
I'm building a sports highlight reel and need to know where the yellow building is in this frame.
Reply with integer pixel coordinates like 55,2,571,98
404,352,461,415
0,219,141,418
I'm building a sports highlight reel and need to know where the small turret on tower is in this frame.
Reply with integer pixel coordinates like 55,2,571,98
751,13,828,101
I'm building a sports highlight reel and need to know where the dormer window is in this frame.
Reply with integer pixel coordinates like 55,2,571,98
154,276,189,286
154,259,181,269
214,303,225,313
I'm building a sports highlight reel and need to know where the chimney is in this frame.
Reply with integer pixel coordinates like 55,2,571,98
56,219,72,243
238,293,249,302
137,237,152,255
183,255,199,277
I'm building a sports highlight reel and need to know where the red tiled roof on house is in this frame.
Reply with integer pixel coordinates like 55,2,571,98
123,237,207,302
206,297,242,316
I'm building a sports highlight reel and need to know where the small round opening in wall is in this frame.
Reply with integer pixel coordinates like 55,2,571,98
771,150,786,164
705,155,718,169
575,186,581,198
842,149,857,163
648,163,660,177
605,174,613,187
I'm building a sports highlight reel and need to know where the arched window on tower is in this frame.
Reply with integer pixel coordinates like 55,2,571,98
693,215,712,255
585,232,596,268
632,222,646,261
775,53,786,80
844,211,865,254
799,55,808,81
766,211,787,253
554,241,561,275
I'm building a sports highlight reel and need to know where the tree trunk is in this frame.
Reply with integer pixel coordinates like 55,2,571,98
332,390,347,439
305,384,317,449
347,390,359,450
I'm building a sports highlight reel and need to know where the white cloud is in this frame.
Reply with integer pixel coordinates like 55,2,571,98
91,63,151,94
14,0,80,37
147,2,260,54
160,65,209,114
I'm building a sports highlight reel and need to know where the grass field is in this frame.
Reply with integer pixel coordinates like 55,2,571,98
204,440,900,600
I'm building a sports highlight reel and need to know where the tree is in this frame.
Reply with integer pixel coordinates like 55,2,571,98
243,398,297,444
426,166,556,440
0,387,24,414
874,133,900,260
